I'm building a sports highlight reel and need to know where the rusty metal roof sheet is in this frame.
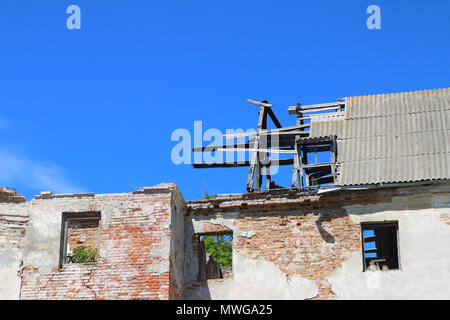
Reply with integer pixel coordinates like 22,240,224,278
309,88,450,185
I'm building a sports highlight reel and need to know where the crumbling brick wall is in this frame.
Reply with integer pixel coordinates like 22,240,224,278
0,211,28,253
233,210,360,299
66,219,100,255
0,190,28,299
19,184,183,300
185,182,450,300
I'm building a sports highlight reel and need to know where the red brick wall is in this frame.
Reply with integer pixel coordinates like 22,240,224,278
20,193,175,300
234,210,361,299
0,215,28,252
67,219,99,254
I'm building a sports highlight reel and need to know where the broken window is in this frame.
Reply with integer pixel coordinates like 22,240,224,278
194,232,233,280
60,212,100,266
361,222,399,271
295,136,337,187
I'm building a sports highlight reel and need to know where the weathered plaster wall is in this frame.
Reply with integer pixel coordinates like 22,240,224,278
19,184,182,300
1,181,449,300
0,191,28,300
328,185,450,299
185,182,450,300
168,187,186,299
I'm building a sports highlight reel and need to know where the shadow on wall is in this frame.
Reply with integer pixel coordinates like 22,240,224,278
184,216,212,299
315,215,335,243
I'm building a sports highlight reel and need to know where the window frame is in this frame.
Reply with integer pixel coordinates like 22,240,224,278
195,231,234,280
59,212,101,267
360,221,401,272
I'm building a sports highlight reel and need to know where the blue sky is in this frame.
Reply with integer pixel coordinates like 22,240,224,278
0,1,449,200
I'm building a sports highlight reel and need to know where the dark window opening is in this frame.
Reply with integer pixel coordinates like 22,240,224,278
194,232,233,280
361,222,399,271
60,212,100,266
295,136,337,187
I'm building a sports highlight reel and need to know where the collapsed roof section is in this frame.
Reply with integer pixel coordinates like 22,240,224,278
192,88,450,192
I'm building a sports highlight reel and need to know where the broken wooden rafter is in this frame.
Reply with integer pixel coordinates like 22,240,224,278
223,125,309,140
192,158,294,169
217,147,296,155
288,100,345,114
246,98,273,108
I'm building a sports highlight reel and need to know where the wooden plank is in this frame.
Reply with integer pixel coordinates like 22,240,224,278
247,106,266,191
265,164,271,190
330,137,337,184
309,167,332,178
304,146,331,153
288,100,345,114
291,142,300,188
267,108,282,128
315,176,334,185
192,140,254,152
193,158,294,168
217,148,296,155
193,136,297,152
193,162,251,168
255,107,268,191
363,236,376,242
246,99,273,108
299,106,340,114
223,125,309,140
302,162,333,169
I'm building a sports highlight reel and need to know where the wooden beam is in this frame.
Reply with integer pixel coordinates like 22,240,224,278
246,99,273,108
267,108,282,128
315,176,334,185
288,100,345,114
291,142,301,188
192,140,254,152
193,158,294,168
193,162,251,168
247,106,266,191
217,148,296,155
299,106,340,114
302,162,333,169
223,125,309,140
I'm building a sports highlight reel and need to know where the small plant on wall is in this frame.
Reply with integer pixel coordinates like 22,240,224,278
67,246,98,263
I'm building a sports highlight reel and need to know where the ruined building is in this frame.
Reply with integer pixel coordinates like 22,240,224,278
0,88,449,299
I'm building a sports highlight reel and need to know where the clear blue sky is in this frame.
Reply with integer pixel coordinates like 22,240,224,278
0,1,449,200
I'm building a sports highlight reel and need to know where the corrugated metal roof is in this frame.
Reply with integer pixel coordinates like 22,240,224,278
309,88,450,185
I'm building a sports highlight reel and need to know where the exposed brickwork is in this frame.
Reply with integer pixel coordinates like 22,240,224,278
67,219,99,254
233,210,360,299
185,184,450,299
200,222,232,235
1,182,448,300
0,188,26,203
0,215,28,252
20,189,180,300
